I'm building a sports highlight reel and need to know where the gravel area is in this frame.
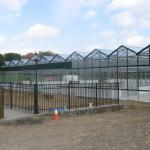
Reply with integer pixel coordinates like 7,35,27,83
0,103,150,150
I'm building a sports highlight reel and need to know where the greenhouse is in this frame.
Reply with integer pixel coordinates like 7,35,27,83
0,44,150,113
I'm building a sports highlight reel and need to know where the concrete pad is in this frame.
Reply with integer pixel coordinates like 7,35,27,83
2,108,33,121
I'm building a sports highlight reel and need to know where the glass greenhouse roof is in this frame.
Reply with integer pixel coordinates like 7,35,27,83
17,59,29,65
75,51,89,58
43,56,53,62
51,54,64,62
108,45,137,57
3,61,10,66
1,44,149,67
66,52,84,61
85,49,107,59
125,45,143,52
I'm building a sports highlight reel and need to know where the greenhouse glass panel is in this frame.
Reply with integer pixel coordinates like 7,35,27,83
138,46,150,66
51,54,64,63
17,59,29,66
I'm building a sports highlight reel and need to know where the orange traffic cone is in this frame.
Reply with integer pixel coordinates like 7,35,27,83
51,109,61,120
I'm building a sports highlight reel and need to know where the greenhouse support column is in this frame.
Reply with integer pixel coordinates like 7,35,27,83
99,54,101,84
95,83,98,106
137,55,140,101
10,82,13,109
92,57,94,84
78,59,80,83
68,83,71,110
84,61,86,83
117,83,119,104
127,49,129,90
117,51,119,85
149,47,150,65
108,57,110,83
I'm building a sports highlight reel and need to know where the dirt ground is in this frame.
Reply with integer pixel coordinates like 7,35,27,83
0,101,150,150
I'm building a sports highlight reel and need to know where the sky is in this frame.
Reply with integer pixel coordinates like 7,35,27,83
0,0,150,55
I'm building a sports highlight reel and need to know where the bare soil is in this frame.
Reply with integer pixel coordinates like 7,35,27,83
0,101,150,150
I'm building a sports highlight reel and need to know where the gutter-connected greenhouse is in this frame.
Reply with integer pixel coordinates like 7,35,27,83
0,44,150,113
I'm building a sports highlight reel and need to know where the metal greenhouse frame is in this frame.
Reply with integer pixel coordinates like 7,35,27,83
0,44,150,113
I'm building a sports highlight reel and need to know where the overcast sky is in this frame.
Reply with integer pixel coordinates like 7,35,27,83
0,0,149,54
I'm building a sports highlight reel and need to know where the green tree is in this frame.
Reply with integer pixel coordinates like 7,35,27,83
38,51,55,57
0,54,4,66
3,53,21,61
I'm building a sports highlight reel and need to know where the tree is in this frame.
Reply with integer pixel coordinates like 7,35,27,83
3,53,21,61
22,53,34,59
38,51,55,57
0,54,4,66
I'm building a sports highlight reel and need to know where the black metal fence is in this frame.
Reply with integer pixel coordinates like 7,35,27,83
1,82,119,113
2,83,34,113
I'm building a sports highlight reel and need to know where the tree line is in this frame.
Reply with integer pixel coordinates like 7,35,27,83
0,51,55,66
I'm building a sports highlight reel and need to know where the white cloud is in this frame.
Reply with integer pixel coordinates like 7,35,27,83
126,35,144,46
140,19,150,28
61,0,102,7
0,0,27,12
87,29,150,51
84,10,97,19
107,0,150,34
108,0,150,26
58,0,101,15
108,0,138,10
87,30,120,50
106,0,150,48
25,24,59,38
91,23,100,29
0,35,6,46
0,0,27,22
100,30,116,39
125,33,150,47
14,24,59,40
80,0,103,6
0,24,60,54
111,11,135,28
56,0,104,24
99,30,119,49
9,24,60,49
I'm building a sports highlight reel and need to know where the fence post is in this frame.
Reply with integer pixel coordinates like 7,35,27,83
68,83,71,110
96,83,98,107
34,84,39,114
0,87,4,119
117,82,119,104
10,82,13,109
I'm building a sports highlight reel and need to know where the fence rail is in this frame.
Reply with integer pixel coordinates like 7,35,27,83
1,82,119,113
